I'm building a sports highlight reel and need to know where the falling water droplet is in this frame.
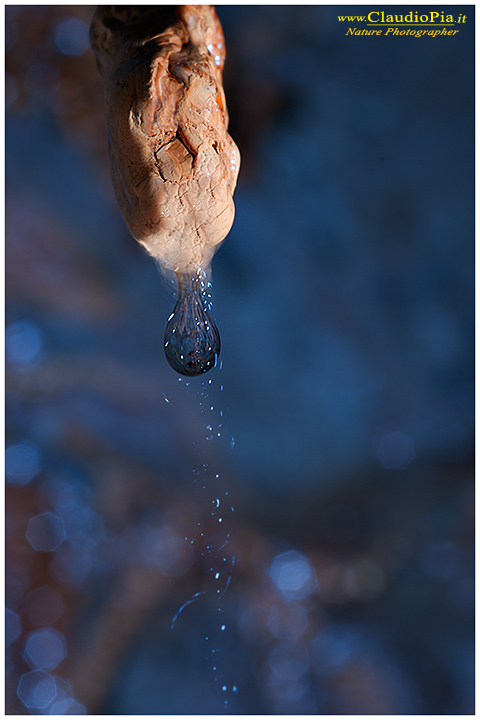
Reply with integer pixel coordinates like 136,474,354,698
164,271,220,376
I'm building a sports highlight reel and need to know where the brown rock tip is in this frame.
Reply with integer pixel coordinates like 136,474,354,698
91,5,240,374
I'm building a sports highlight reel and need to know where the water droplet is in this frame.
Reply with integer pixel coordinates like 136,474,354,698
222,685,227,691
215,572,220,579
221,624,226,631
164,272,220,376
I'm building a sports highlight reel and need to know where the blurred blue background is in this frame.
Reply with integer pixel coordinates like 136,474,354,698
6,5,474,715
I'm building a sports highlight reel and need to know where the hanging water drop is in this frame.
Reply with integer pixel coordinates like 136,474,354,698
164,271,220,376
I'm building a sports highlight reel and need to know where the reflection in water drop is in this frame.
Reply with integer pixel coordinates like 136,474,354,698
164,272,220,376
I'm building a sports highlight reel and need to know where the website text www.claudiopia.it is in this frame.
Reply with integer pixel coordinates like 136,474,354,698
338,10,467,36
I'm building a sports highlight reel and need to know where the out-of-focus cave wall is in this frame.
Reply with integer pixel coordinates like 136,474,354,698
6,5,474,715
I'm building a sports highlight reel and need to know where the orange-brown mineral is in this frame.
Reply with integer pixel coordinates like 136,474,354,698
90,5,240,275
91,5,240,375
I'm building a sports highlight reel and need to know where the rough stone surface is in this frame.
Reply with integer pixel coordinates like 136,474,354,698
90,5,240,273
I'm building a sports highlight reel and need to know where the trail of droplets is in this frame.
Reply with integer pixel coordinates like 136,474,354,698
171,347,238,710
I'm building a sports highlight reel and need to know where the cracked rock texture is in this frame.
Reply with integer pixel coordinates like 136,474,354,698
90,5,240,273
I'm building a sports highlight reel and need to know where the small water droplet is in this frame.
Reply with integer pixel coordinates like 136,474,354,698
215,572,220,579
221,624,226,631
222,685,227,691
164,272,220,376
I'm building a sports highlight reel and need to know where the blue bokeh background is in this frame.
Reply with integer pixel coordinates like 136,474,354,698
6,5,474,715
